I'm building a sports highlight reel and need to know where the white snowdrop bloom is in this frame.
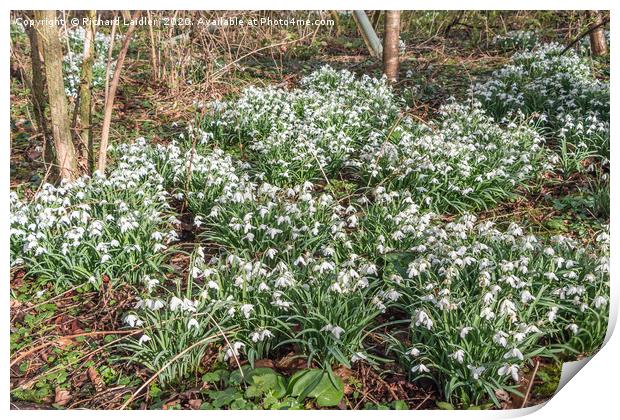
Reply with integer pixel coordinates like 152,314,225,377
544,272,558,281
385,290,402,301
499,299,518,320
450,349,465,364
493,331,509,347
148,299,165,311
547,307,559,322
138,334,151,346
521,290,535,304
224,341,245,361
584,274,596,283
503,348,524,360
187,318,200,330
468,365,486,380
566,323,579,334
143,276,160,292
413,309,433,330
460,327,473,339
409,347,421,357
265,248,278,259
351,352,368,363
169,296,183,311
321,324,345,339
411,364,430,374
123,314,143,327
294,255,307,266
151,231,163,241
250,328,274,343
191,266,202,278
593,296,608,309
194,216,204,228
240,304,254,319
483,292,495,305
480,307,496,321
498,364,520,382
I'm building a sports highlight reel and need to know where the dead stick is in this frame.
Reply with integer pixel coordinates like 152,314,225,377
520,359,541,408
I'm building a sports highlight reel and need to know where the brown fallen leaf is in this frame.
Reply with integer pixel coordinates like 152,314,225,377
88,366,106,392
188,399,202,410
54,387,71,406
163,399,181,410
253,359,276,369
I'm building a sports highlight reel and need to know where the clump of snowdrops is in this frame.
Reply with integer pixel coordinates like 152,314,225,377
10,139,178,290
198,65,400,186
385,216,609,406
492,30,539,52
475,43,610,170
354,99,548,213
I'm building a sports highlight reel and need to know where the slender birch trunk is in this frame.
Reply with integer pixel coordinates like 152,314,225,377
97,10,141,173
383,10,401,82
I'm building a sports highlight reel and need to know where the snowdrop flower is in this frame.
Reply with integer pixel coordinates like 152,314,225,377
480,307,496,321
593,296,608,309
351,352,368,363
411,364,430,373
468,365,486,380
493,331,509,347
498,364,520,382
170,296,183,311
250,328,274,342
321,324,345,339
138,334,151,346
413,309,433,330
547,307,559,322
450,349,465,364
460,327,473,339
240,304,254,319
521,290,535,304
566,323,579,334
187,318,200,330
409,347,421,357
224,342,245,361
124,314,143,327
503,348,524,360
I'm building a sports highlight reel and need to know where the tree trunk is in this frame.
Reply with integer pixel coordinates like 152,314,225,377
97,10,141,173
36,10,78,181
24,22,54,167
78,10,97,173
353,10,383,59
383,10,401,82
589,11,607,56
